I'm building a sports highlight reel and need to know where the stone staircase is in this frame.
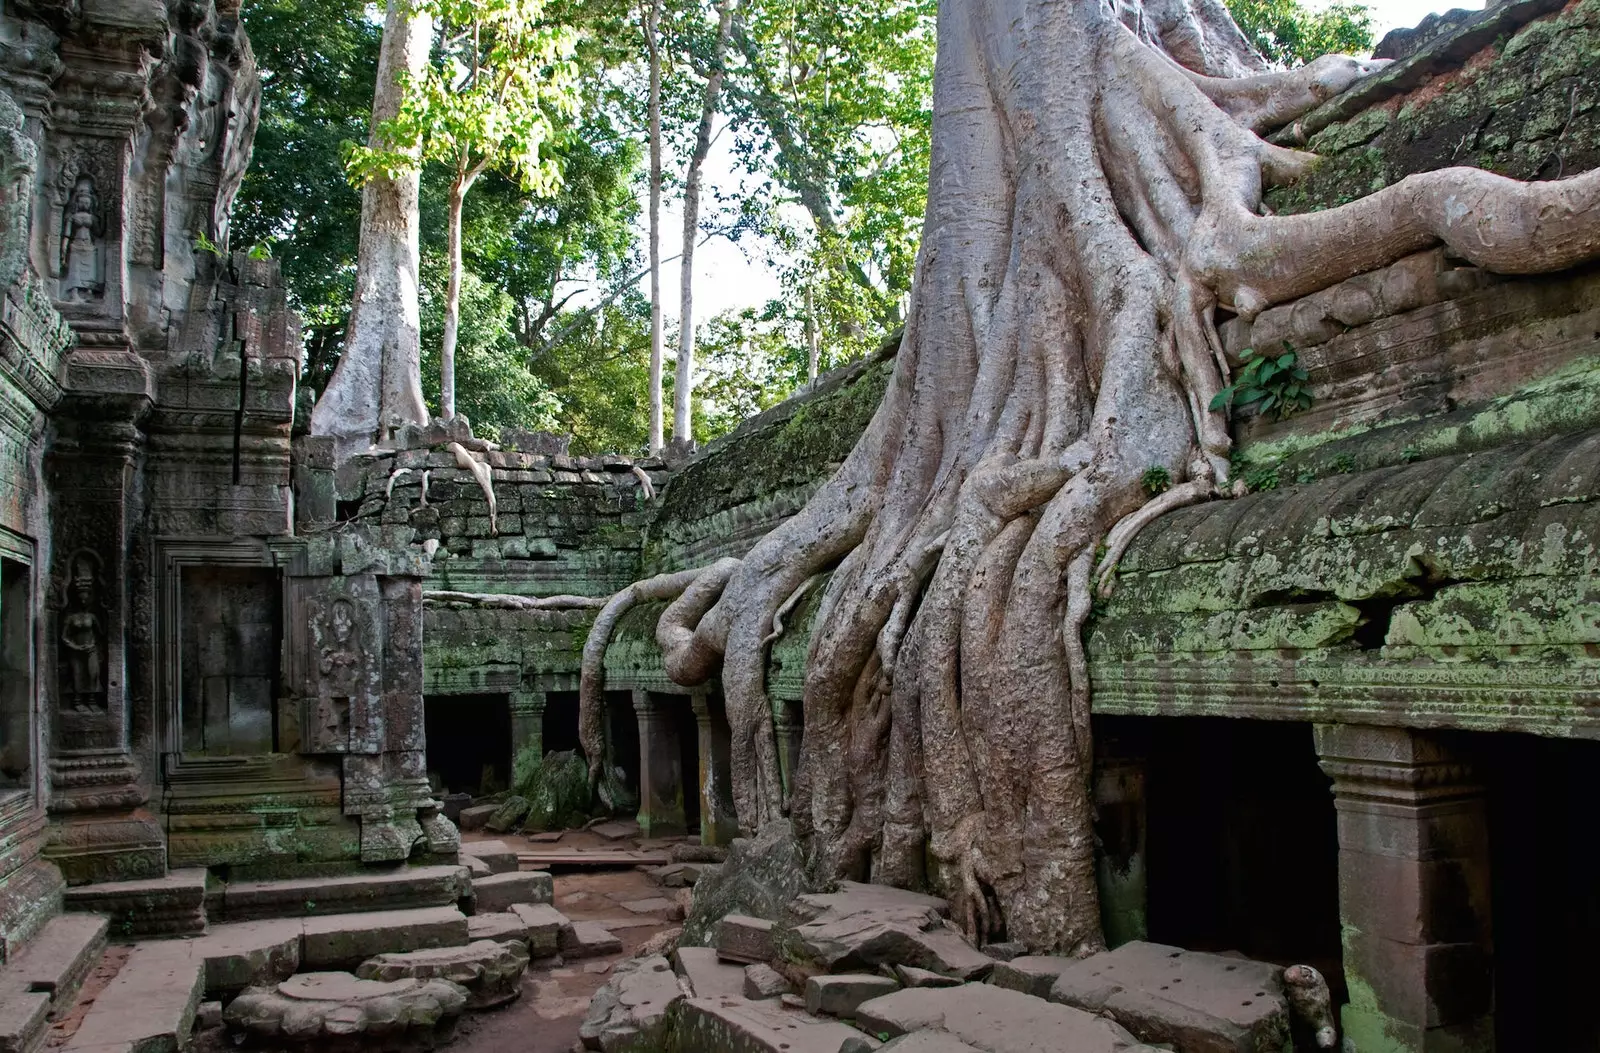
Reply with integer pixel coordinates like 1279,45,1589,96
0,846,563,1052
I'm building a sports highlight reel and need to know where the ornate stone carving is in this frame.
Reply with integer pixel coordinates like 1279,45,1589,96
57,174,99,302
310,596,361,751
57,550,104,711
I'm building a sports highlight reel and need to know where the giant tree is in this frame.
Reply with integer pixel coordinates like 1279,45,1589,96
581,0,1600,956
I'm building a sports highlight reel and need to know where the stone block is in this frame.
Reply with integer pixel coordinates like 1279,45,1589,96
357,938,530,1009
894,966,961,989
987,955,1076,999
179,919,303,996
652,862,709,888
743,963,791,999
1048,941,1290,1053
717,914,776,964
879,1035,981,1053
467,912,529,946
0,991,50,1053
300,906,470,970
562,921,623,959
441,793,472,822
622,897,682,918
62,868,208,937
673,946,746,999
789,882,949,924
6,912,108,1007
792,905,992,981
459,804,498,831
226,972,468,1041
63,943,204,1053
806,974,902,1018
674,995,877,1053
511,902,573,957
579,955,682,1051
467,855,492,878
855,984,1156,1052
460,839,519,874
472,871,554,913
1336,848,1490,945
218,864,471,921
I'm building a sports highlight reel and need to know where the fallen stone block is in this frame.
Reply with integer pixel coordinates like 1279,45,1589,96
563,921,624,959
652,862,709,888
981,942,1027,962
467,912,528,945
855,984,1161,1052
789,882,950,924
511,902,573,957
674,946,746,999
225,972,468,1041
441,793,473,822
987,955,1076,999
300,906,470,970
743,963,791,999
358,939,530,1008
459,804,498,831
717,914,775,964
197,1000,223,1029
879,1033,983,1052
674,994,877,1053
579,955,683,1051
461,839,519,874
6,912,108,1009
895,966,962,989
1047,941,1291,1053
64,943,205,1053
0,991,51,1053
806,974,902,1018
485,796,531,833
178,918,303,996
472,870,554,913
622,897,680,917
467,856,492,878
793,906,992,981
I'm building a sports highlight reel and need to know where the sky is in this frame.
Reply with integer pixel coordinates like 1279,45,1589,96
643,0,1472,333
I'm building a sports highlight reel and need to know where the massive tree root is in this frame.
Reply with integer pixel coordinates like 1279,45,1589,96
581,0,1600,954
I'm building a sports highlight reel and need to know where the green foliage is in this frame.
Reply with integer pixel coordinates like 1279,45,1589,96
1225,0,1374,66
1211,345,1313,421
513,748,594,831
193,231,222,256
1141,465,1172,495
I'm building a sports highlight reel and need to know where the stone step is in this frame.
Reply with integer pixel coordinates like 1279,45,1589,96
62,870,207,938
675,995,876,1053
470,870,553,913
3,913,109,1011
213,864,471,922
459,840,518,874
0,991,50,1053
854,984,1162,1052
300,905,470,970
63,942,204,1053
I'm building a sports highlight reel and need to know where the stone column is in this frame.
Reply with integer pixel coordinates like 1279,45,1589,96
509,689,546,786
632,689,685,838
772,699,803,800
1315,724,1494,1053
690,693,739,845
1093,752,1148,948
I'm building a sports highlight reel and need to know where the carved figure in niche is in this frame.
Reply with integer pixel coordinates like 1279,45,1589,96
313,598,360,748
59,554,104,710
59,175,101,302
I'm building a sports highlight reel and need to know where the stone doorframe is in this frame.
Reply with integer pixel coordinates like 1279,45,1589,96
0,526,44,816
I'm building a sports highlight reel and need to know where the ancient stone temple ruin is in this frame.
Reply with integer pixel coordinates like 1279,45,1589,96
0,0,1593,1050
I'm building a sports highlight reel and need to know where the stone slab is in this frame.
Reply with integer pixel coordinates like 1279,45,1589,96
170,919,303,996
472,870,554,913
743,963,791,999
794,906,992,980
717,914,775,964
790,883,950,924
895,966,961,988
64,943,204,1053
651,862,709,888
879,1033,983,1053
675,995,877,1053
218,864,470,921
674,946,747,1000
622,897,679,915
460,840,519,874
4,912,108,1006
807,974,902,1018
357,938,529,1008
562,921,623,959
855,984,1160,1052
300,906,470,970
467,855,493,878
0,991,50,1053
590,820,640,841
459,804,498,831
62,869,208,938
467,912,529,945
987,956,1076,999
511,902,572,957
579,955,682,1051
1048,942,1290,1053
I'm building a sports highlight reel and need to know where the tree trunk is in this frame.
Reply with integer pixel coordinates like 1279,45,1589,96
647,0,665,456
440,169,467,420
674,0,739,447
804,283,819,384
311,0,433,460
588,0,1600,955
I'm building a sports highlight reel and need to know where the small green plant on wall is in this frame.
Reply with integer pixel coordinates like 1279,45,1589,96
1211,344,1313,420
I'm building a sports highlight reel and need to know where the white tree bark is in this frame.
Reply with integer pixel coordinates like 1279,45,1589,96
647,0,665,456
311,0,434,460
674,0,739,447
585,0,1600,954
441,159,486,421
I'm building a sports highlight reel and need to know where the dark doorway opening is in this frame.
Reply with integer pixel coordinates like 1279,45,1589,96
1103,716,1343,997
425,693,512,795
605,690,639,796
179,565,281,756
543,690,581,756
0,557,31,790
1482,732,1600,1049
675,697,700,835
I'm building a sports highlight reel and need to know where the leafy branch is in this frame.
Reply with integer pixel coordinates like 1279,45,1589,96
1210,344,1313,421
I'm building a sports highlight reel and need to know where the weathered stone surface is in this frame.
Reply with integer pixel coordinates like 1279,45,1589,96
467,911,528,945
622,897,679,916
579,955,683,1051
590,819,640,840
467,855,493,878
218,864,471,921
472,871,554,913
459,805,498,831
717,914,776,964
855,984,1160,1052
652,862,710,888
674,946,746,999
894,966,961,989
460,840,519,874
198,1000,224,1029
63,869,208,938
300,906,470,969
486,797,532,834
179,918,303,996
357,938,529,1008
981,942,1027,962
1048,942,1290,1053
563,921,624,959
0,991,50,1053
806,974,902,1017
5,912,107,1006
743,963,791,999
789,883,949,924
64,943,205,1053
987,956,1076,999
674,995,877,1053
225,972,469,1041
791,905,991,981
879,1034,983,1053
682,821,814,946
511,902,573,956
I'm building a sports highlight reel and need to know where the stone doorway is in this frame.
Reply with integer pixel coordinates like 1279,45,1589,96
178,565,282,757
0,553,32,792
424,693,512,796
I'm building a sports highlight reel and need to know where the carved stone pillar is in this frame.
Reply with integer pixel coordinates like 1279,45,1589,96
1093,749,1148,948
632,689,685,838
509,689,546,786
42,394,164,885
690,692,738,846
772,699,803,800
1316,724,1494,1053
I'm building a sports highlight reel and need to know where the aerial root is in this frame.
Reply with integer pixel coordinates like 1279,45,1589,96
423,590,607,610
449,442,498,535
1094,477,1219,598
763,574,822,647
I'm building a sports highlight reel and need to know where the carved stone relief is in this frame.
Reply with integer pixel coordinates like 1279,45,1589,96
57,549,104,712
